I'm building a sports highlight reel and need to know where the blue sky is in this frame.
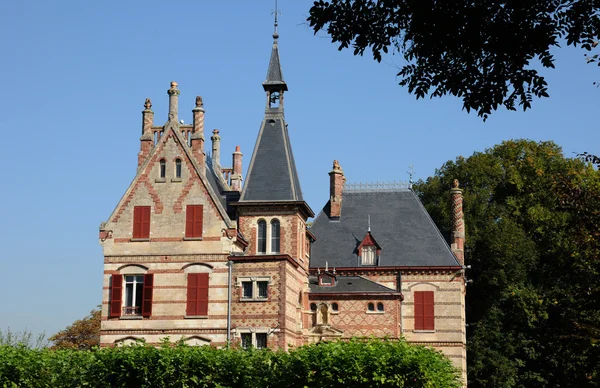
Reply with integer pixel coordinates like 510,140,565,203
0,0,597,338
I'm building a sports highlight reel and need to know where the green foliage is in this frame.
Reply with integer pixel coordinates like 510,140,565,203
415,139,600,387
307,1,600,119
0,338,461,387
49,307,101,350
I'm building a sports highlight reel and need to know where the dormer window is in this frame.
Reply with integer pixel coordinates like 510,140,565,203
318,273,336,286
358,231,381,266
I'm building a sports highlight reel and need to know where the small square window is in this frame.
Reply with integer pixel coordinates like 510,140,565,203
242,282,253,299
255,333,267,349
241,333,252,349
257,281,268,299
239,277,270,301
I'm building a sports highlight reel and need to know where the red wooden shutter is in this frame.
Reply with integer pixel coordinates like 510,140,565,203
141,273,154,317
197,273,209,316
185,205,203,238
186,273,209,316
133,207,142,238
110,275,122,318
186,273,198,316
133,206,151,239
423,291,435,330
414,291,424,330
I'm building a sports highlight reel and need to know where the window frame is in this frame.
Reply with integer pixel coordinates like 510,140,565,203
239,331,269,349
361,245,377,266
110,273,153,319
270,219,280,253
238,277,271,301
257,220,267,254
175,158,182,178
159,159,166,178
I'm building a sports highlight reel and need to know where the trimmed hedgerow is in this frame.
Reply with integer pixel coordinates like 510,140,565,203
0,338,461,387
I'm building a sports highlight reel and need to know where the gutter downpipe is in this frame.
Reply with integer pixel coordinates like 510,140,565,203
227,258,232,346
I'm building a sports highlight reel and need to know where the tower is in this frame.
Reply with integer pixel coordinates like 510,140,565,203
231,26,315,349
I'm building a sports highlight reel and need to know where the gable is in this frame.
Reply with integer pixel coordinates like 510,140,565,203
103,126,233,237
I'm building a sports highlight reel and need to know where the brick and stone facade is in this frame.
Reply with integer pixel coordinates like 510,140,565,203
99,30,467,386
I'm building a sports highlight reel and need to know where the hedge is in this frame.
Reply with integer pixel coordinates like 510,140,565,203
0,338,461,387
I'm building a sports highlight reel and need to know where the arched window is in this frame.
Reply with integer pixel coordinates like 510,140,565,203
175,159,182,178
367,302,375,312
257,220,267,253
377,302,384,312
159,159,166,178
331,302,339,312
270,219,280,253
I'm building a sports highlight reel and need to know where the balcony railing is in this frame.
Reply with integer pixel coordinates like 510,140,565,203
122,306,141,316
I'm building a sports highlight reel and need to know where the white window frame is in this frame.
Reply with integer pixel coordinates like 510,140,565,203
123,275,144,316
238,276,271,301
361,245,377,265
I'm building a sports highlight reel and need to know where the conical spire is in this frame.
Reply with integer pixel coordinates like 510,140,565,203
240,29,304,203
263,33,288,92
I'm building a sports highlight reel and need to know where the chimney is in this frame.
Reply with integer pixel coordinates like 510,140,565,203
138,98,154,169
167,81,180,121
231,146,243,191
329,160,345,219
450,179,465,265
191,96,205,174
211,129,221,170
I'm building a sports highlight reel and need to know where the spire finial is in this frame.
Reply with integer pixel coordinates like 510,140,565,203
368,214,371,232
272,0,281,38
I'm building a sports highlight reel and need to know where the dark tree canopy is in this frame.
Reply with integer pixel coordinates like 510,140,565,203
415,140,600,387
308,1,600,119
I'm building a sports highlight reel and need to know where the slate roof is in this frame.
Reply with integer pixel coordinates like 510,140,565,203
309,190,460,268
263,34,287,91
308,275,398,294
239,116,303,201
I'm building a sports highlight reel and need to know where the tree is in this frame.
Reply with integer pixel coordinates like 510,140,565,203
414,139,600,387
307,1,600,119
49,307,101,350
0,328,47,349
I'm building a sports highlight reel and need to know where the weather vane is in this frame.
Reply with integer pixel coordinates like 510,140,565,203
272,0,282,34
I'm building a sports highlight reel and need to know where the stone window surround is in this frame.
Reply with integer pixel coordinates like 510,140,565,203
237,276,271,301
235,328,270,349
255,217,281,254
366,301,385,314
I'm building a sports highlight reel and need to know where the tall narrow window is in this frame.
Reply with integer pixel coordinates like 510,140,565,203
185,205,203,238
255,333,267,349
241,333,252,349
186,273,209,316
175,159,182,178
159,159,166,178
133,206,151,239
124,275,144,316
270,219,280,253
414,291,435,331
257,220,267,253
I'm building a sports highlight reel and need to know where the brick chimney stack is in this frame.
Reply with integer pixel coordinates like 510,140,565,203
138,98,154,169
191,96,205,174
329,160,345,219
231,146,243,191
450,179,465,265
167,81,180,121
211,129,221,172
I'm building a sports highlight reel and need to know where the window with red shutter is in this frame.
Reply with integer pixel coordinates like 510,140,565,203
141,274,154,317
133,206,151,239
186,273,209,316
109,275,123,318
414,291,435,331
185,205,203,238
